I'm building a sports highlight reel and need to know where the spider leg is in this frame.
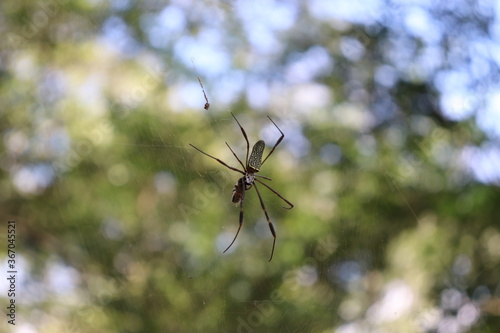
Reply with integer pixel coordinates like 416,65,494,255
190,144,245,175
255,175,272,181
261,116,284,166
255,179,294,210
224,177,246,253
225,142,246,172
231,113,250,166
253,182,276,262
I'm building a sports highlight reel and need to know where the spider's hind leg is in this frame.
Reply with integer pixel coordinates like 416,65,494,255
225,177,246,253
253,182,277,262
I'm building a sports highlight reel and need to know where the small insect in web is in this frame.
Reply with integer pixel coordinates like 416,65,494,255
189,113,294,261
191,58,210,110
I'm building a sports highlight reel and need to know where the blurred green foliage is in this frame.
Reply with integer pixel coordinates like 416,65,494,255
1,1,499,332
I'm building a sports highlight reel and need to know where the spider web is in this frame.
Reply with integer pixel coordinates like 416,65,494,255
110,111,484,333
103,108,355,332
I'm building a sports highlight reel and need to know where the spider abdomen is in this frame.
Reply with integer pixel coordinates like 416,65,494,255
247,140,265,173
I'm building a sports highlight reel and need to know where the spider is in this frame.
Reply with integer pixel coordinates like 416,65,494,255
189,113,294,261
191,58,210,110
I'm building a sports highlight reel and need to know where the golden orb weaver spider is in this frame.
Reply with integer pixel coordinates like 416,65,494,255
189,113,294,261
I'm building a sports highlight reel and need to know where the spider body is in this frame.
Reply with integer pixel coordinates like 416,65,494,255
231,139,264,204
189,113,293,261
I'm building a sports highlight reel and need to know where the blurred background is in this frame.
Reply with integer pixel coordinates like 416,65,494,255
1,0,500,332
